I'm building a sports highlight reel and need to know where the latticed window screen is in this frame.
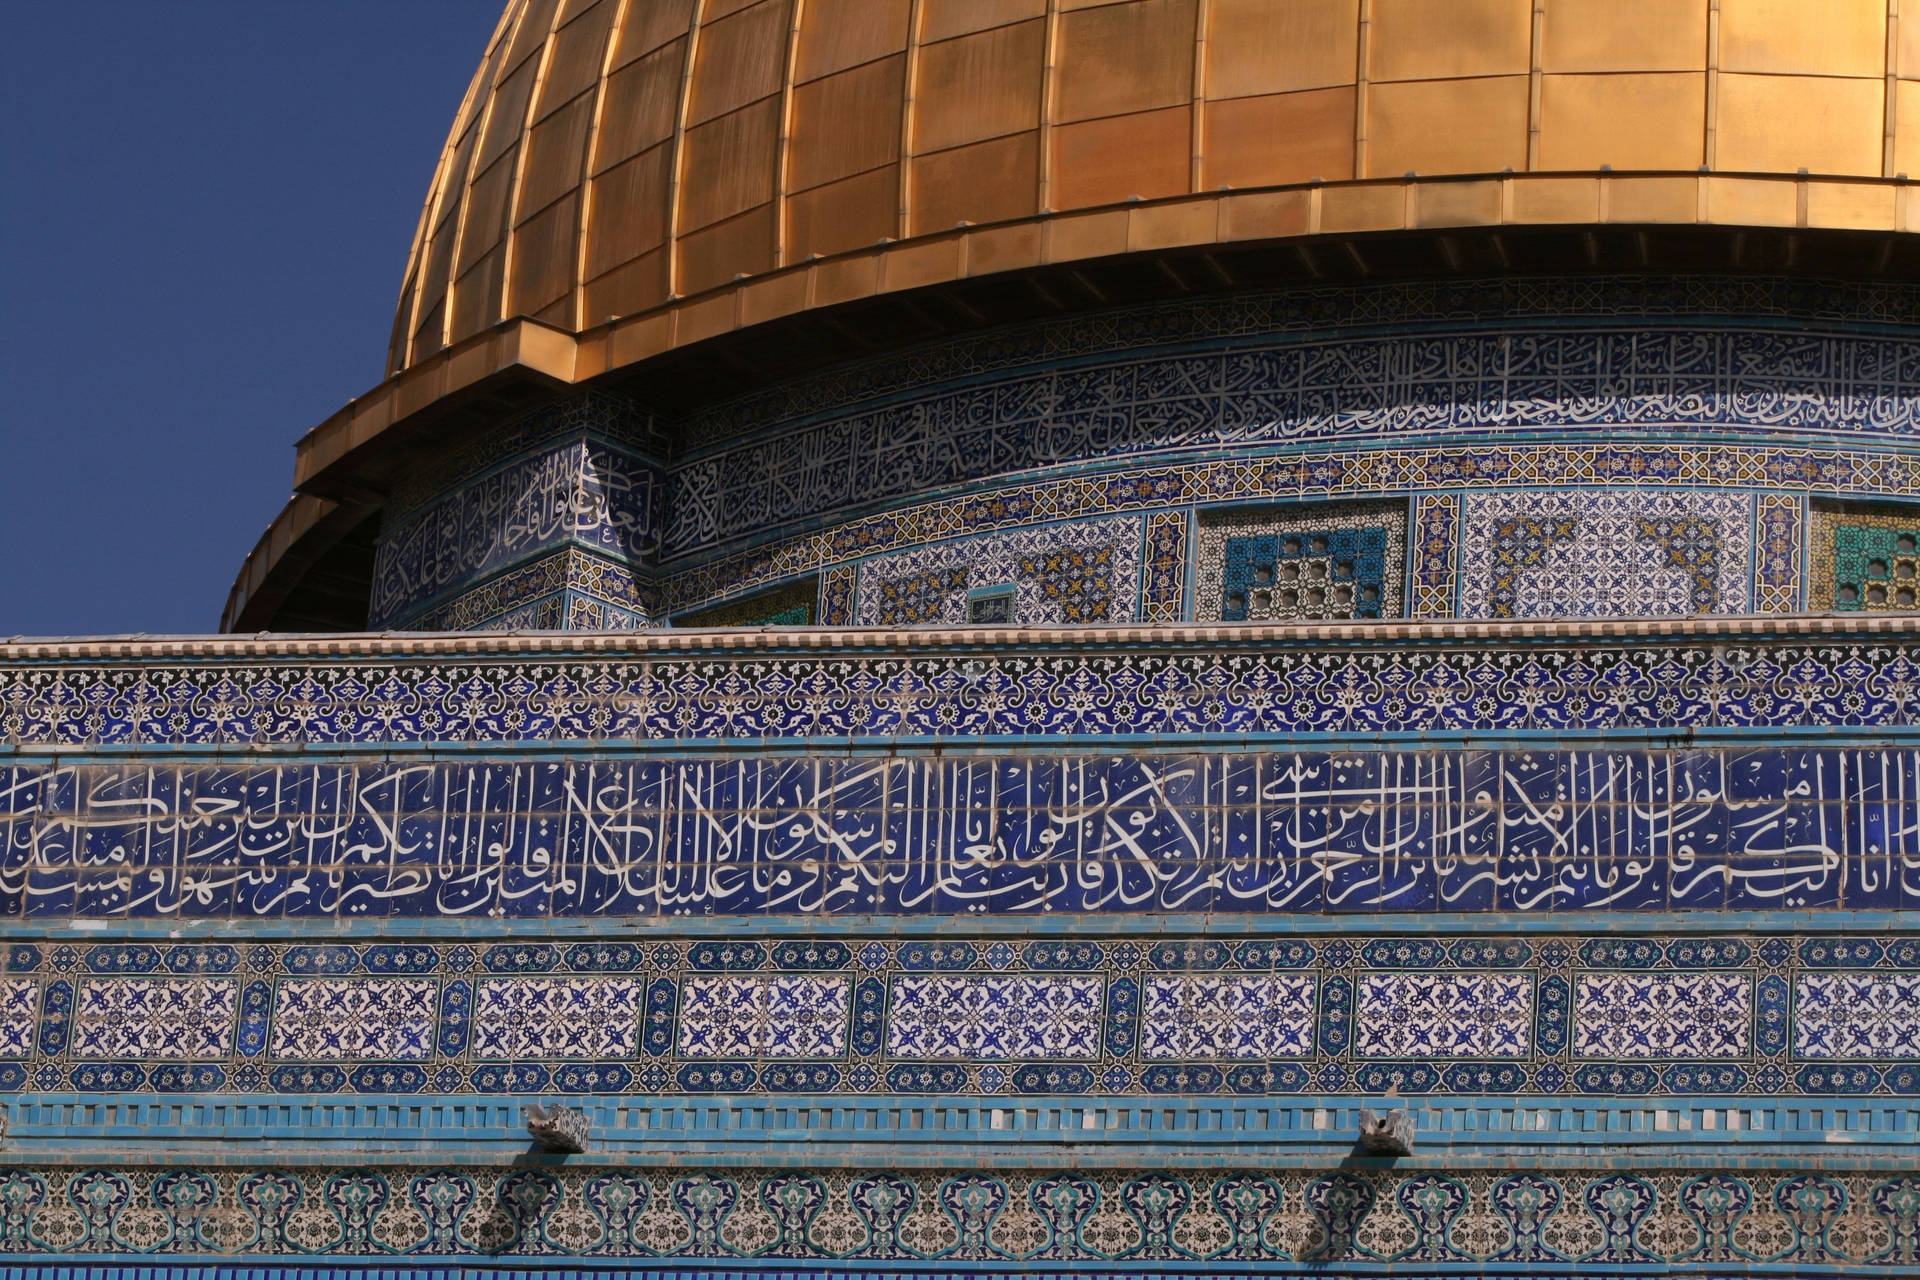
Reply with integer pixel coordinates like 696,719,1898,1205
1220,528,1388,621
1833,524,1920,610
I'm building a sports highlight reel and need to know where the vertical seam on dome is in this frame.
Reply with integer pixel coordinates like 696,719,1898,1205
898,0,925,240
1885,0,1900,179
1527,0,1545,172
1190,0,1209,193
444,0,542,352
1037,0,1061,214
1704,0,1721,174
400,8,519,370
1353,0,1371,181
574,0,637,331
500,0,571,325
773,0,806,268
665,0,710,302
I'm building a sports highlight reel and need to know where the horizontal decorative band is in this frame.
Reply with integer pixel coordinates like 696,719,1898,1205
7,1093,1912,1164
3,747,1919,921
0,932,1910,1098
6,624,1920,746
0,1162,1910,1267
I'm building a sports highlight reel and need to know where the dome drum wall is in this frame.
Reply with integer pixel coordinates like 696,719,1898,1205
363,272,1920,633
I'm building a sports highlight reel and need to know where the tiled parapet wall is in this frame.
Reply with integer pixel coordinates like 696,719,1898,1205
0,930,1914,1099
368,394,663,630
0,1160,1913,1268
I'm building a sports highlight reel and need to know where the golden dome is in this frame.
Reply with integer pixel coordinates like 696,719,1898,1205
229,0,1920,631
389,0,1917,378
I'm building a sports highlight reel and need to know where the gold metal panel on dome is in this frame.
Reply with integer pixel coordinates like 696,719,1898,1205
385,0,1920,381
223,0,1920,632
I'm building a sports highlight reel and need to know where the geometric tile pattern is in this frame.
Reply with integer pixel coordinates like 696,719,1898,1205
1459,490,1754,619
1410,492,1459,617
853,517,1142,627
1140,509,1187,622
1756,492,1804,612
473,978,643,1059
1194,502,1406,622
17,628,1920,750
0,934,1914,1097
268,980,438,1061
1796,973,1920,1059
406,546,651,632
1140,975,1315,1059
678,976,850,1059
1573,975,1751,1059
0,1163,1919,1265
667,440,1889,612
72,979,236,1060
1815,505,1920,612
9,745,1920,920
886,977,1102,1060
1354,974,1532,1058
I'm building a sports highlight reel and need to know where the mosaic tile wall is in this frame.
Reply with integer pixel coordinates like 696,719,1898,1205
850,517,1143,628
1810,500,1920,612
369,439,659,629
8,627,1919,749
366,393,663,632
674,578,816,628
348,278,1920,632
663,277,1920,559
0,933,1912,1098
1456,490,1754,620
656,438,1890,619
402,548,650,632
3,746,1917,920
1194,503,1405,623
0,1163,1915,1266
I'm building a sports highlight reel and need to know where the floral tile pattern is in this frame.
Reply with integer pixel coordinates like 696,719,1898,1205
0,933,1912,1097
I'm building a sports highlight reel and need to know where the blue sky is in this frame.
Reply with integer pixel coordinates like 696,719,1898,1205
0,3,499,635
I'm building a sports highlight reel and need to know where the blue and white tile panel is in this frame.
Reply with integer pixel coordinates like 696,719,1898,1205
73,979,234,1060
1796,973,1920,1059
1354,974,1532,1059
474,977,644,1059
0,936,1916,1096
1575,974,1752,1059
1139,975,1315,1059
886,976,1102,1060
678,976,850,1058
268,980,438,1061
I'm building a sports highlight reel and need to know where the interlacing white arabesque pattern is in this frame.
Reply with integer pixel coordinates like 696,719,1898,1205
12,629,1920,745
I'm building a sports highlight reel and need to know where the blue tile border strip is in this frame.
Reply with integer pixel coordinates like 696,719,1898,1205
15,619,1920,749
3,746,1919,920
0,930,1907,1098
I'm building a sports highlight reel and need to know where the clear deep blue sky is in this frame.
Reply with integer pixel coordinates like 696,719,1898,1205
0,3,500,635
